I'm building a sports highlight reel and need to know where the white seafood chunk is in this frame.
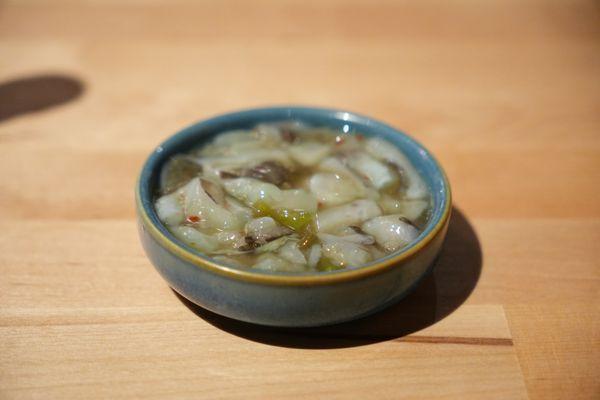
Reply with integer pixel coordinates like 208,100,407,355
318,157,353,175
335,226,375,245
317,157,375,200
333,134,363,153
172,226,219,253
155,191,184,226
316,199,382,233
252,253,306,272
211,129,256,147
308,172,362,206
361,214,419,252
363,188,381,202
279,189,318,213
224,196,254,222
201,149,293,174
215,231,247,250
318,233,372,268
255,123,287,142
200,127,282,156
365,137,429,199
338,233,375,245
346,153,398,190
182,178,245,231
369,245,387,260
223,178,283,206
307,244,322,269
199,138,263,158
378,196,429,220
198,162,222,182
288,142,331,166
223,178,317,214
400,199,430,221
277,240,307,264
378,194,403,214
255,235,294,253
245,217,292,245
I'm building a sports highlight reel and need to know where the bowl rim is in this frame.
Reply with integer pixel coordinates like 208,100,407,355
136,106,452,286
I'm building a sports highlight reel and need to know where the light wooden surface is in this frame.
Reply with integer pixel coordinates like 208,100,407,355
1,1,599,399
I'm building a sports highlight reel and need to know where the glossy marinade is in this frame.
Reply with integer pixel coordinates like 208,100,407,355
155,122,431,272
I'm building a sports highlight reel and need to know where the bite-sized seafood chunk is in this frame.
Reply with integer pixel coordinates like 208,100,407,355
215,231,247,250
378,195,430,221
155,191,184,227
398,199,430,221
278,189,318,213
318,233,372,268
253,253,306,272
277,240,307,265
316,199,382,233
346,153,398,190
172,226,219,253
309,172,362,206
207,130,259,148
223,178,283,206
245,217,293,246
335,226,376,245
288,142,331,166
199,127,283,156
318,156,356,177
255,123,285,141
316,157,376,200
255,235,295,253
224,178,317,227
182,178,245,231
365,137,428,199
307,244,322,269
362,214,419,252
331,134,363,153
224,196,254,222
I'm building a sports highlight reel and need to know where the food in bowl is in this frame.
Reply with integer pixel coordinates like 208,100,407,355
154,122,432,272
138,107,451,327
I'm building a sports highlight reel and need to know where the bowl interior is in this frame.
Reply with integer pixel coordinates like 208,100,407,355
138,106,450,274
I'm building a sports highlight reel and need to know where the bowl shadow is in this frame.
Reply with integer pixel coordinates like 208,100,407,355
175,206,481,349
0,74,85,122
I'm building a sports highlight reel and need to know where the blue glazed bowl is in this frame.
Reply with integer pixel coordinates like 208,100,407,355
136,107,451,327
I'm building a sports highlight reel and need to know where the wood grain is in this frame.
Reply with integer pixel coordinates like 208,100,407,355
1,0,599,399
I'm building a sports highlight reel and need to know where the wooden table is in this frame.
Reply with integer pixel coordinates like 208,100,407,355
1,1,598,399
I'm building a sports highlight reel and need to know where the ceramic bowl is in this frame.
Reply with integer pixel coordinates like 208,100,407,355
136,106,451,327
